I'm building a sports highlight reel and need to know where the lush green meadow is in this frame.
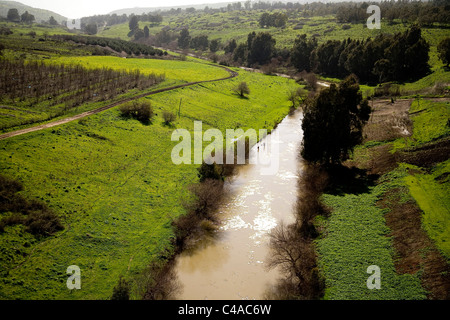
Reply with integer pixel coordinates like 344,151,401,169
0,61,297,299
317,168,427,300
52,55,230,83
0,42,230,132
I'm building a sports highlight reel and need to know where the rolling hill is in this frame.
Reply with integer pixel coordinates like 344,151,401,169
0,0,67,24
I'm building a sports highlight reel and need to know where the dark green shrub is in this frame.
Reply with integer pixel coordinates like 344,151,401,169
119,101,154,124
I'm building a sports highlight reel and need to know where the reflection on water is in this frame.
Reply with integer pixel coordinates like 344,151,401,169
175,111,304,300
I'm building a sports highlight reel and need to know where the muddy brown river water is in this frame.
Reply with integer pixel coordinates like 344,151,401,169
175,110,304,300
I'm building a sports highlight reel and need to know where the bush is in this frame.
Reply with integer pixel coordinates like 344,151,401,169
234,81,250,97
24,209,64,237
138,261,180,300
119,101,154,123
111,276,131,300
162,110,176,125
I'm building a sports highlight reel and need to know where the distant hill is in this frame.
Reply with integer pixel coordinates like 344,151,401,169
109,2,237,16
0,0,67,24
108,0,369,16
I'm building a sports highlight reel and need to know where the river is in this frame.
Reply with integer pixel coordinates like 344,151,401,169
175,110,304,300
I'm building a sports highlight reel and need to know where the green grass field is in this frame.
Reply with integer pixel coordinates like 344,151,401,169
0,60,298,299
0,52,231,132
404,161,450,260
317,169,427,300
52,56,230,83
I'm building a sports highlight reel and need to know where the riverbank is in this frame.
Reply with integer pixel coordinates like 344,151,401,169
173,110,304,300
0,66,300,299
315,97,449,299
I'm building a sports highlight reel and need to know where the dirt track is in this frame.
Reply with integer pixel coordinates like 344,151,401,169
0,65,238,141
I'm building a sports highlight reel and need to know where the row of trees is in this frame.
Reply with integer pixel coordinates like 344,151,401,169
259,12,288,28
171,25,430,84
176,29,221,52
6,8,35,24
0,59,165,113
291,25,430,83
52,34,164,56
336,1,450,25
169,24,432,85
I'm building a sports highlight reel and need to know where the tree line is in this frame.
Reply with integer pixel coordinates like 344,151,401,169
211,24,429,84
336,0,450,25
51,34,164,56
292,25,430,84
163,21,432,84
6,8,35,24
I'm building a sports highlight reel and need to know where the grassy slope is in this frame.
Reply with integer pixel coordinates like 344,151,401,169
98,12,450,95
0,40,230,131
52,56,230,83
400,99,450,259
0,0,67,24
0,63,298,299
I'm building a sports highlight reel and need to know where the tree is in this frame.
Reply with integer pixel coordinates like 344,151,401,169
129,15,139,32
209,39,220,53
20,11,35,24
233,43,247,63
190,35,209,51
301,75,371,165
266,222,322,299
144,25,150,38
178,28,191,49
291,34,317,72
224,39,237,54
48,16,58,25
85,23,98,35
7,8,20,22
438,37,450,67
134,29,145,40
288,87,308,111
234,81,250,97
248,32,276,66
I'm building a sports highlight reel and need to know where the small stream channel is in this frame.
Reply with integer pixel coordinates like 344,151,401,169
175,110,304,300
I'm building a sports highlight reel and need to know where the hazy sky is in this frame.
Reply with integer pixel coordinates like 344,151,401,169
16,0,244,19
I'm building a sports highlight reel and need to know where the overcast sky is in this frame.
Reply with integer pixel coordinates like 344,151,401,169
15,0,247,19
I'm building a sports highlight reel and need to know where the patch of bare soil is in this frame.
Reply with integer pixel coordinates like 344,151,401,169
363,99,413,142
395,137,450,168
379,189,450,300
345,143,398,176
